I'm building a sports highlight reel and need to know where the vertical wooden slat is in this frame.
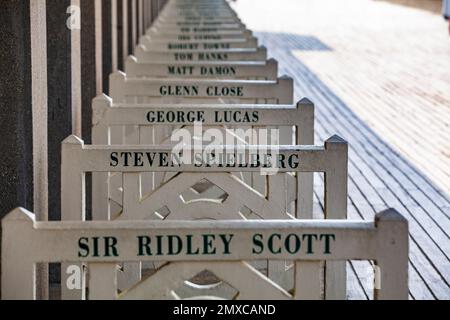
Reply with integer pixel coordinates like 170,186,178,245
139,0,144,37
112,0,118,72
118,172,142,290
71,0,82,137
131,0,137,51
91,95,111,221
61,136,86,300
30,0,48,230
95,0,103,94
30,0,48,300
142,0,147,31
102,0,112,93
122,0,129,65
89,263,118,300
294,261,321,300
150,0,154,28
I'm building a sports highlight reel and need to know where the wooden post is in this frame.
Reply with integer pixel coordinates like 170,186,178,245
1,208,36,300
374,209,409,300
71,0,82,137
30,0,49,300
295,98,320,299
61,135,86,299
324,135,348,300
91,95,112,221
90,95,123,297
296,98,314,219
61,136,86,221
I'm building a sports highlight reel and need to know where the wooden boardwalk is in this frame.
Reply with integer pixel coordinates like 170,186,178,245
232,0,450,299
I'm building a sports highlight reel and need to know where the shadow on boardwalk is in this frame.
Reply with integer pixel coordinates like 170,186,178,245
256,31,450,300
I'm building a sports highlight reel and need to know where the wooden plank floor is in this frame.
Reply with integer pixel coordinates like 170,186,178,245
232,0,450,299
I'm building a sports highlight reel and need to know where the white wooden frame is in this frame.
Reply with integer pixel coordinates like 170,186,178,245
140,35,258,50
151,21,246,31
146,28,253,39
91,95,314,218
162,3,234,13
61,135,347,298
162,0,234,11
160,10,238,21
125,55,278,80
135,44,267,62
90,96,314,295
161,5,235,16
158,13,241,23
109,71,293,104
158,16,241,23
2,207,408,300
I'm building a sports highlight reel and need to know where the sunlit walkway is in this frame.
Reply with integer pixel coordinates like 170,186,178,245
232,0,450,299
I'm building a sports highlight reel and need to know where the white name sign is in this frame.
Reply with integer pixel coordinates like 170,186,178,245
1,208,409,300
125,56,277,79
135,45,267,62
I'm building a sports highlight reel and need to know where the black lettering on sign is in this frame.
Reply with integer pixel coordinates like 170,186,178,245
174,53,193,61
110,151,302,170
167,65,194,75
200,66,236,76
147,110,205,123
159,85,199,96
109,152,181,168
168,43,199,50
275,154,300,169
77,236,119,258
203,43,230,50
110,152,119,167
214,111,259,123
193,28,217,32
198,52,228,61
194,35,221,40
251,233,336,255
135,234,234,257
206,86,243,97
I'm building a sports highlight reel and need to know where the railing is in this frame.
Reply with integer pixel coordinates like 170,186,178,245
1,207,408,300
